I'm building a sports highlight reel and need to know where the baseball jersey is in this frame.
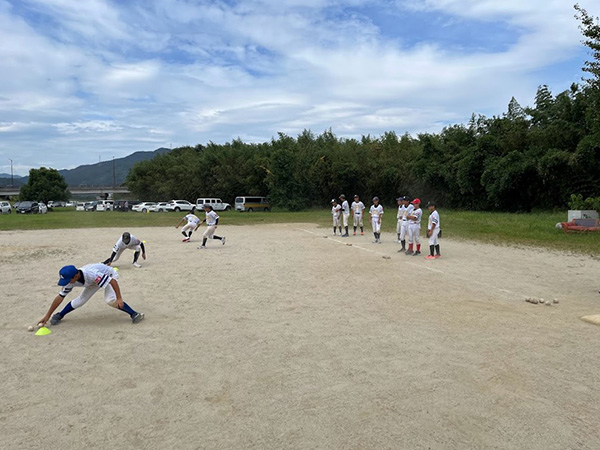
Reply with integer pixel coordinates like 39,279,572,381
351,201,365,215
409,207,422,225
113,234,142,252
185,214,200,225
397,204,407,220
205,210,219,226
59,264,118,297
341,200,349,214
331,204,342,217
428,210,440,230
370,204,384,219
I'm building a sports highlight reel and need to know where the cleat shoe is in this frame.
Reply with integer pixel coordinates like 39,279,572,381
50,313,63,325
405,250,414,255
413,251,421,256
197,245,206,249
434,254,442,259
377,240,382,244
222,236,226,245
132,262,141,268
360,232,364,235
342,234,349,237
426,255,436,260
372,240,377,243
353,232,356,235
131,312,145,324
182,237,189,242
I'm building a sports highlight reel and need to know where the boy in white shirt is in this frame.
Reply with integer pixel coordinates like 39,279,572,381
405,198,422,256
197,204,226,248
426,201,441,259
351,195,365,235
331,199,342,235
175,212,201,242
369,196,384,243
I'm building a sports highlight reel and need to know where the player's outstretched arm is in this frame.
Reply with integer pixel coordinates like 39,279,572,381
38,294,65,325
109,279,124,309
175,217,185,228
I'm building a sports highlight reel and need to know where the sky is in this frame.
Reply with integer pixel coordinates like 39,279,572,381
0,0,599,176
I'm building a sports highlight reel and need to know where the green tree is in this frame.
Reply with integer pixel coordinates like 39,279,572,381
20,167,69,204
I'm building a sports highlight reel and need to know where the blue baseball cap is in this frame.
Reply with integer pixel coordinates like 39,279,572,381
58,265,78,286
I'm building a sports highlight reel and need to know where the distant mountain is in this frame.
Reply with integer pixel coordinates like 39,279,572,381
0,148,170,188
0,174,25,187
58,147,171,186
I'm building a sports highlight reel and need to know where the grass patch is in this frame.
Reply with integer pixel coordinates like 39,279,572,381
1,207,598,255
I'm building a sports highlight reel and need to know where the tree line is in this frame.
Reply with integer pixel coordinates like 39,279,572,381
127,6,599,211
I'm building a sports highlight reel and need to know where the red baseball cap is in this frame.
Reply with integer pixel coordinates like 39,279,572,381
411,198,421,205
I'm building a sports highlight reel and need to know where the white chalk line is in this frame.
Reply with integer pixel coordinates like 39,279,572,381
296,227,522,300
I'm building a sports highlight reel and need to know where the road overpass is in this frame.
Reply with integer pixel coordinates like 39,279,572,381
0,185,131,197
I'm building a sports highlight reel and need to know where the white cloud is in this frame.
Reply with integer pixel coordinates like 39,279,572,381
0,0,598,174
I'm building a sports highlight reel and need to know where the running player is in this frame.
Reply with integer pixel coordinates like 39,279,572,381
351,195,365,235
331,199,342,235
426,201,441,259
397,196,414,253
405,198,422,255
369,196,384,243
339,194,350,237
197,204,226,249
37,263,144,326
102,232,146,268
175,212,201,242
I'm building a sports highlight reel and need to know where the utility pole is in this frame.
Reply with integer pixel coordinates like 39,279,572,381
112,156,116,188
8,158,13,187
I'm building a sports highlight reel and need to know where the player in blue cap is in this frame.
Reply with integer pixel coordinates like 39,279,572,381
37,263,144,326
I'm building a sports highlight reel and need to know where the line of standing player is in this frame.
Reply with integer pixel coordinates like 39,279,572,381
331,194,441,258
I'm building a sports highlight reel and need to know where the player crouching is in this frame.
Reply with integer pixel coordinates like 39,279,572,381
37,264,145,326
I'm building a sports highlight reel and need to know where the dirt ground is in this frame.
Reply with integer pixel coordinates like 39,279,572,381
1,224,600,450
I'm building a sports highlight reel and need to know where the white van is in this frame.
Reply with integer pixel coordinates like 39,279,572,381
235,196,271,212
0,200,11,214
195,198,231,211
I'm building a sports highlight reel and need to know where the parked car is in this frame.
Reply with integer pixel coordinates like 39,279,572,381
96,200,114,211
166,200,195,212
132,202,156,213
84,201,99,211
38,202,48,214
12,201,21,209
66,201,76,207
48,201,66,208
0,200,11,214
149,202,169,212
195,198,231,211
75,202,85,211
17,201,40,214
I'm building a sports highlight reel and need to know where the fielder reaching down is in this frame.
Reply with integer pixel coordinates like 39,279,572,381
176,212,201,242
103,232,146,268
38,263,144,326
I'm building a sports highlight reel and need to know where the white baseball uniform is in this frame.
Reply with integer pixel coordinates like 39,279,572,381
370,204,383,233
428,210,441,245
182,213,200,233
408,207,422,244
332,204,342,227
351,201,365,227
59,264,119,309
111,234,142,263
400,204,414,241
203,210,219,239
341,200,350,227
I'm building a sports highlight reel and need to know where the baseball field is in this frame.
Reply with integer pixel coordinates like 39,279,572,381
2,223,600,449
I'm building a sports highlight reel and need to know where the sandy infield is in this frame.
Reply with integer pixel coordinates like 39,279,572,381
1,224,600,450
